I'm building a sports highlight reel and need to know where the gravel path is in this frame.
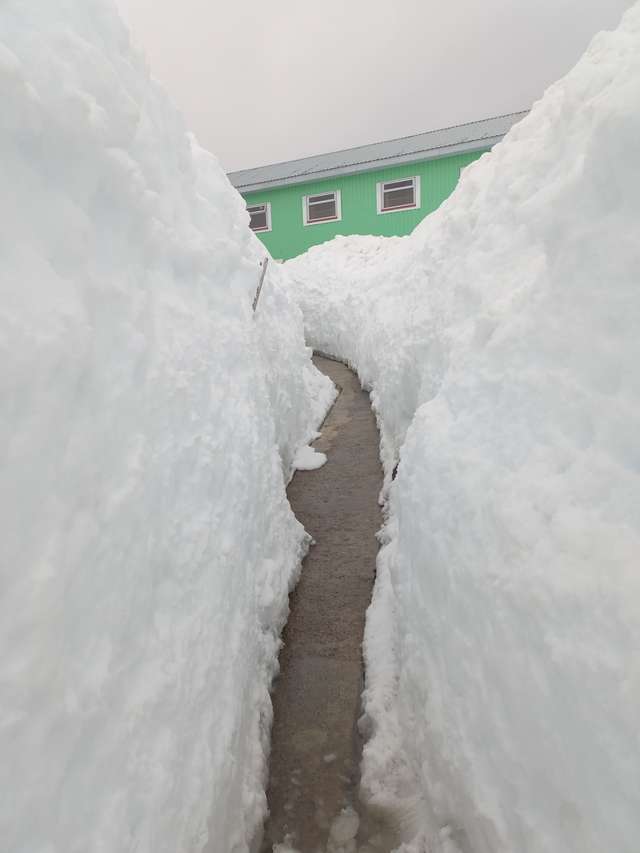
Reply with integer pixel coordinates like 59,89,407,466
260,356,396,853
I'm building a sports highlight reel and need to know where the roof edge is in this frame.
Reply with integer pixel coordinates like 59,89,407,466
232,134,505,194
228,109,528,186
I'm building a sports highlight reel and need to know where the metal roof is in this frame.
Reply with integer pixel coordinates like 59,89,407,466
228,110,528,193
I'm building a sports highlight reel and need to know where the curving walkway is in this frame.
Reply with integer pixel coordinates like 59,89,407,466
260,356,395,853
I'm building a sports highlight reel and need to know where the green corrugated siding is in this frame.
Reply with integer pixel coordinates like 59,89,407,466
242,149,487,260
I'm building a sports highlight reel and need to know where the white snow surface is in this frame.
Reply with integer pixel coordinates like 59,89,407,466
293,444,328,471
285,5,640,852
0,3,334,853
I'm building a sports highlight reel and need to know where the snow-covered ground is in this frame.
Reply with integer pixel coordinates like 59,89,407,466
0,3,334,852
285,4,640,852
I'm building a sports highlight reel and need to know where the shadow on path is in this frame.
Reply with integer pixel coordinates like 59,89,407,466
260,357,397,853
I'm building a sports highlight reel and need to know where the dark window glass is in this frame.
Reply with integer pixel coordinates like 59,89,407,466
248,205,268,231
307,194,337,221
384,179,414,191
308,193,336,203
382,184,415,210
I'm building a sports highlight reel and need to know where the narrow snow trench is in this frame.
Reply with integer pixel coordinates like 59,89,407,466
259,356,397,853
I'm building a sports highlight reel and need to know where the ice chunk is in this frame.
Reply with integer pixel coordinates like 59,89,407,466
329,807,360,845
294,445,328,471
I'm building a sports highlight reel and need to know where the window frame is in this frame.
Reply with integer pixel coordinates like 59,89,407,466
247,201,272,233
302,190,342,226
376,176,421,215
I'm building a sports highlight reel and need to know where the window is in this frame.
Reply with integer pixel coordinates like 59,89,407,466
303,191,341,226
376,176,420,214
247,202,271,232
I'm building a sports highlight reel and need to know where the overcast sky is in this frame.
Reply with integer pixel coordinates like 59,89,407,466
116,0,631,172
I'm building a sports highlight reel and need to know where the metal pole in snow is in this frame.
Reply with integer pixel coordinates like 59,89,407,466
252,258,269,313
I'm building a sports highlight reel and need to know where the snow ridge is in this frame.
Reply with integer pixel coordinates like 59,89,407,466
285,5,640,852
0,3,332,852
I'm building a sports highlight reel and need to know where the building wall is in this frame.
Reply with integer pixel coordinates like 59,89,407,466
241,149,488,260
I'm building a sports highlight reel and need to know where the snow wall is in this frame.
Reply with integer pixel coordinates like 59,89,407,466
0,3,334,852
285,5,640,852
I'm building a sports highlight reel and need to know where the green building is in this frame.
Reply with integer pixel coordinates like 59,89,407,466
228,111,527,261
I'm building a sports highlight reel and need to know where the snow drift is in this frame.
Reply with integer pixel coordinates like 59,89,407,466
285,5,640,852
0,3,333,852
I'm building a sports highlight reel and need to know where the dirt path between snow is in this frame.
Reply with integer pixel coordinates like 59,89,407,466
259,356,396,853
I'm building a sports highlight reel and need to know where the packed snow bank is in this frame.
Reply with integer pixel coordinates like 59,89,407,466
0,3,334,853
285,5,640,852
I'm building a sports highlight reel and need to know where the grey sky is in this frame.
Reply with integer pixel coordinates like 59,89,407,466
116,0,631,172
